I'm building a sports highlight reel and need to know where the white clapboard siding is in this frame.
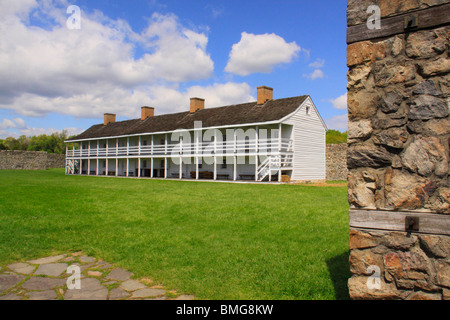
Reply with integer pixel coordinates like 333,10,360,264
282,97,326,181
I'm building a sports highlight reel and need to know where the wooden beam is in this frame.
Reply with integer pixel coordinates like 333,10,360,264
347,3,450,44
349,209,450,236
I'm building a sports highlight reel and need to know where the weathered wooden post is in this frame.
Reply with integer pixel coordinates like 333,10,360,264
346,0,449,299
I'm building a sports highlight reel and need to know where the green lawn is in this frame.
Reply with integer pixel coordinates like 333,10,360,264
0,169,350,300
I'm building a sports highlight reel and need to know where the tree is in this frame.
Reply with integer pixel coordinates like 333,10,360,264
2,130,70,154
326,130,347,144
3,137,19,150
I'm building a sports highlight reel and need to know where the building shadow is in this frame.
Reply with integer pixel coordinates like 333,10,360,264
326,251,351,300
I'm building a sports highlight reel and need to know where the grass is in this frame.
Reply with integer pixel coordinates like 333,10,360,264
0,169,350,300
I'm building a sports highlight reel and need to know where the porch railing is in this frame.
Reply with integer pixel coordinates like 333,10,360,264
67,138,293,158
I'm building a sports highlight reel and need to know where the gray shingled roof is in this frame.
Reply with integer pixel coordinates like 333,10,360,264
67,95,309,141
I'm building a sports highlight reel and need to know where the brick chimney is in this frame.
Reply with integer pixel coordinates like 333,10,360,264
104,113,116,125
190,97,205,113
257,86,273,105
141,106,154,120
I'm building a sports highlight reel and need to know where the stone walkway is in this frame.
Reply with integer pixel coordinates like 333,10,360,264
0,252,194,300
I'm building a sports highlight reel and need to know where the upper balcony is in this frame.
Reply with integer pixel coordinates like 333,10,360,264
66,138,293,158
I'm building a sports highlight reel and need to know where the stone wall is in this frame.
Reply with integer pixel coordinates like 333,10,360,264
0,150,65,170
46,153,66,169
348,229,450,300
346,0,449,299
326,144,348,181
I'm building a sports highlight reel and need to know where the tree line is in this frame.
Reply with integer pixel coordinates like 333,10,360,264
0,131,75,154
326,130,347,144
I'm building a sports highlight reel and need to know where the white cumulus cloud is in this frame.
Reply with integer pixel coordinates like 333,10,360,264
0,1,217,118
308,58,325,69
225,32,301,76
303,69,324,80
325,114,348,132
329,93,348,110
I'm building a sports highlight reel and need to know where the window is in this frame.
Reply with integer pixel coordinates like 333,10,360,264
306,106,311,115
221,158,227,169
143,160,147,168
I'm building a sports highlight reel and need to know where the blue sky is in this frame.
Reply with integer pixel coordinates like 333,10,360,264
0,0,348,139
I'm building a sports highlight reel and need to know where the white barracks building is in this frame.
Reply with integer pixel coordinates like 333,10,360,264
65,86,327,182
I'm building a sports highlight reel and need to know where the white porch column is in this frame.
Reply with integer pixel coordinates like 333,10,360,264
164,158,167,179
213,130,217,181
255,155,258,182
195,156,199,180
255,126,259,182
214,130,217,155
151,135,154,155
87,142,91,175
105,139,108,176
138,158,141,178
256,126,259,153
233,155,237,181
79,143,82,175
65,145,68,175
214,156,217,181
116,159,118,177
150,157,154,178
164,134,168,179
278,123,282,151
96,158,99,176
179,136,183,179
139,136,141,156
278,123,282,182
126,137,129,177
97,140,99,157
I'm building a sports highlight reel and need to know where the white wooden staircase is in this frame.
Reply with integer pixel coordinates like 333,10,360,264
256,155,293,181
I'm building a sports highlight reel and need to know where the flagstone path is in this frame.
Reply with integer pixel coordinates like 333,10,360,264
0,252,195,300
